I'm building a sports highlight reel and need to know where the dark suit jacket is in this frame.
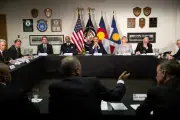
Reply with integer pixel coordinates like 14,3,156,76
8,45,23,60
173,48,180,60
0,83,40,113
89,42,107,54
135,42,153,54
37,43,53,54
136,78,180,116
49,76,126,117
60,43,78,55
0,50,11,64
84,41,92,52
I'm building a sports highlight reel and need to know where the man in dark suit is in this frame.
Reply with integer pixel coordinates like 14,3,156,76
0,63,40,113
49,56,129,117
89,36,107,54
37,36,53,54
136,60,180,116
60,36,78,55
135,37,153,54
0,39,12,64
167,39,180,60
84,37,92,52
8,39,23,60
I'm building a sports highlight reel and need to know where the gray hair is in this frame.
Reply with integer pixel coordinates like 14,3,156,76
159,60,180,77
176,39,180,43
0,39,6,44
61,56,81,76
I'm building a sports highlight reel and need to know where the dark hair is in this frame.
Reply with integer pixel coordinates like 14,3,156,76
61,57,80,77
14,39,21,43
42,36,47,40
0,63,11,84
159,59,180,77
93,36,99,39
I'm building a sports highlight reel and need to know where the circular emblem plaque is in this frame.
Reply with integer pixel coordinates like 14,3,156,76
37,19,47,32
25,20,31,27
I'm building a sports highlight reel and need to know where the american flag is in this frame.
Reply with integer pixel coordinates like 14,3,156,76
71,14,84,52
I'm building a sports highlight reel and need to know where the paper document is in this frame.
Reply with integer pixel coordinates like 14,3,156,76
110,103,128,110
101,101,108,110
130,104,140,110
133,94,147,101
31,98,43,103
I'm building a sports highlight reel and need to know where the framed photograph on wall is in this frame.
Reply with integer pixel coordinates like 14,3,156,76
29,35,64,46
127,18,135,28
51,19,62,32
127,32,156,43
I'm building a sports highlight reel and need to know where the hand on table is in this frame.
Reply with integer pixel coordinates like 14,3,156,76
136,51,140,55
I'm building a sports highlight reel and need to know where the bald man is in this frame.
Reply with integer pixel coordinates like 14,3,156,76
60,36,78,55
49,56,129,117
135,37,153,54
168,39,180,60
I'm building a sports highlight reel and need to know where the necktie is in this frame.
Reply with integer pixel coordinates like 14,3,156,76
43,45,47,53
17,48,20,57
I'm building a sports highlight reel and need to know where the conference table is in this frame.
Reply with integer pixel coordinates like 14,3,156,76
9,55,158,115
10,55,158,90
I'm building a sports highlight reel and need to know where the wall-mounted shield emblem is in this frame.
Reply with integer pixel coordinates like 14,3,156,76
37,19,48,32
139,18,145,28
143,7,151,16
31,8,38,18
133,7,141,17
44,8,52,18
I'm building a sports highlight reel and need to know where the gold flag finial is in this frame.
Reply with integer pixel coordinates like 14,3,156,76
88,7,91,16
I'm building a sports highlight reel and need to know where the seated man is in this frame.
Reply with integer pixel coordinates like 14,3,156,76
0,63,40,113
60,36,78,55
37,36,53,54
167,39,180,60
0,39,12,64
89,36,107,54
135,37,153,54
84,37,92,52
136,60,180,116
8,39,23,60
49,56,129,117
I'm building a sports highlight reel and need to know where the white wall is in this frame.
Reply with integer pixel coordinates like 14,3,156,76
0,0,179,54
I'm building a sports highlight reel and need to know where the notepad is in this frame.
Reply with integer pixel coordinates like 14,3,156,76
133,94,147,101
130,104,140,110
93,53,102,56
110,103,128,110
31,98,43,103
101,101,108,110
38,53,48,56
64,53,73,56
147,53,155,55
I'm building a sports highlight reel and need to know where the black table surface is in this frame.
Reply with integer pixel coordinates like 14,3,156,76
44,55,158,78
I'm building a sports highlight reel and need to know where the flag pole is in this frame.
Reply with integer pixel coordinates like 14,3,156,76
101,10,102,17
